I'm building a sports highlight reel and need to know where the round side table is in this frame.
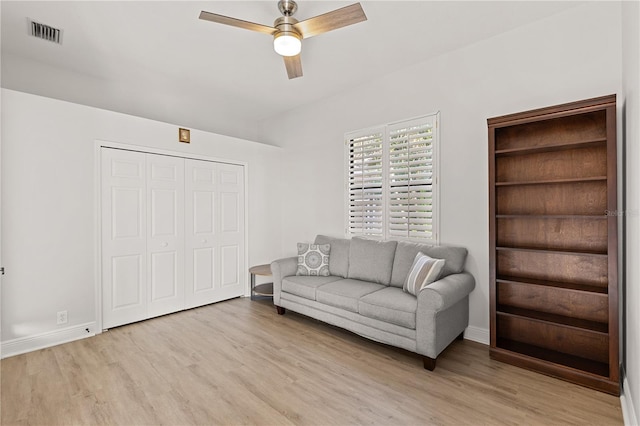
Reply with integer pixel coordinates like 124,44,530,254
249,264,273,300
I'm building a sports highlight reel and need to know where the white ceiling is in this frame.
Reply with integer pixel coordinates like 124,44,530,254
1,1,581,141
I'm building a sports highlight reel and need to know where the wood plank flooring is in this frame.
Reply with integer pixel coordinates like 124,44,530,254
1,298,623,425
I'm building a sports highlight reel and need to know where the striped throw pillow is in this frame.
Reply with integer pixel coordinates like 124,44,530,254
403,252,446,296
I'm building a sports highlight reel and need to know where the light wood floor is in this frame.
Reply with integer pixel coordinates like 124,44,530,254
1,298,623,425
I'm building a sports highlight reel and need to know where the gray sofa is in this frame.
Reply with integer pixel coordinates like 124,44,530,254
271,235,476,370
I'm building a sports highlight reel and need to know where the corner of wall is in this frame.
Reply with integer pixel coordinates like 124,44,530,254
464,326,489,345
622,370,639,426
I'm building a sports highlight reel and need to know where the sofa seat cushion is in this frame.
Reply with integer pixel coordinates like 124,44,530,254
316,279,385,313
359,287,418,329
282,276,343,300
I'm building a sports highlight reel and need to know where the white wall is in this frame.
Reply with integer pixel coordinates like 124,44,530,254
1,53,261,143
0,89,283,354
259,2,623,342
622,0,640,423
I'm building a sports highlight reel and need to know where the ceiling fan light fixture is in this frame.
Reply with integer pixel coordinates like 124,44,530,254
273,31,301,56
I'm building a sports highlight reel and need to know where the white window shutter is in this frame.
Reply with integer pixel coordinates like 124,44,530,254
388,116,436,241
346,129,384,237
345,113,439,243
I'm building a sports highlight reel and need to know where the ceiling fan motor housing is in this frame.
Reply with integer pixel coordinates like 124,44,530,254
273,16,300,36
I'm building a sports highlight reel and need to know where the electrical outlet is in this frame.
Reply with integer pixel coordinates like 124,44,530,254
56,310,68,325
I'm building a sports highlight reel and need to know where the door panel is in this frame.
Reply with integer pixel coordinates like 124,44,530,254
221,244,239,287
151,189,178,237
112,255,143,308
112,159,143,178
193,166,215,184
221,192,239,233
146,153,185,318
193,247,215,292
150,251,178,300
193,191,214,234
218,163,245,299
151,162,178,181
185,160,245,308
102,149,147,328
220,170,238,184
112,188,143,239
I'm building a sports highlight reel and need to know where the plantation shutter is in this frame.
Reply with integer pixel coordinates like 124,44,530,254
345,113,438,243
346,129,384,237
387,116,436,241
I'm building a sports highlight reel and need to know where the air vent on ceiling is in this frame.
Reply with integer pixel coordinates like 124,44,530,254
28,19,62,44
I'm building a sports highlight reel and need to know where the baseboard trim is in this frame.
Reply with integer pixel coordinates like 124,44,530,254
1,322,96,359
622,372,639,426
464,325,490,345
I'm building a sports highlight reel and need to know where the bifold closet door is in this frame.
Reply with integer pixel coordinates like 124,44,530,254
185,159,245,309
102,149,186,328
101,149,148,328
102,148,245,329
146,153,185,318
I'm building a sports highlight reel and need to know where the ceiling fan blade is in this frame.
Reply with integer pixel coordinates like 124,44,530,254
284,54,303,79
199,11,276,35
294,3,367,39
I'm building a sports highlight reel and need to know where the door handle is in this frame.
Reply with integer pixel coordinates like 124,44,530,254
160,242,168,248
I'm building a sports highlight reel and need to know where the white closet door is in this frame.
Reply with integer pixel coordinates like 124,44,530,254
185,160,245,308
146,153,185,318
218,162,245,297
101,149,148,328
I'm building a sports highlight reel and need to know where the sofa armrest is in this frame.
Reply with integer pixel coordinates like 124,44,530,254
415,272,475,358
270,257,297,305
417,272,476,312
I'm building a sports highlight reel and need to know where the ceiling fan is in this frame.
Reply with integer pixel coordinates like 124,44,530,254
199,0,367,79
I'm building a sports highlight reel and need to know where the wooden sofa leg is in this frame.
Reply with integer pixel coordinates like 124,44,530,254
457,332,465,341
423,356,436,371
276,306,286,315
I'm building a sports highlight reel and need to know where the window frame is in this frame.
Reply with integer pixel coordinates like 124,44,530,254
344,112,440,244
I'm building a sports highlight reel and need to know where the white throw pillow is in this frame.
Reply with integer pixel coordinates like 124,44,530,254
296,243,331,276
403,252,446,296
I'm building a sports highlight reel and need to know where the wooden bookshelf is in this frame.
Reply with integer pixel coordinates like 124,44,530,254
488,95,619,395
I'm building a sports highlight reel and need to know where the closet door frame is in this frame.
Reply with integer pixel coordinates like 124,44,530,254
94,140,249,333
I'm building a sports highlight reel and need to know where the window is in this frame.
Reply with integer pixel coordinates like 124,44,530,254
346,113,439,243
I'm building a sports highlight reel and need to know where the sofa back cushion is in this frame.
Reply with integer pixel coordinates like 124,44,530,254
314,235,350,278
347,237,397,285
390,241,468,287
